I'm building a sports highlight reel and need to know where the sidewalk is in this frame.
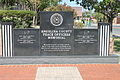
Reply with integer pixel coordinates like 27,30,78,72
0,64,120,80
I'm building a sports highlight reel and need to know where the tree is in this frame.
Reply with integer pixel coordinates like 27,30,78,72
82,11,92,18
70,0,120,31
0,0,17,9
44,4,77,18
0,0,61,25
1,0,61,24
32,0,61,25
92,12,105,22
0,0,61,11
21,0,61,25
18,0,61,11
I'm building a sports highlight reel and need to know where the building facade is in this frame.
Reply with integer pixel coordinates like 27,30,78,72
72,7,82,22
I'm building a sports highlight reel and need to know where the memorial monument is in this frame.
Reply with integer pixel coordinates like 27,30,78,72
12,11,99,56
0,11,119,64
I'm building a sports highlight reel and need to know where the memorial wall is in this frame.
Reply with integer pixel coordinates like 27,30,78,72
13,11,99,56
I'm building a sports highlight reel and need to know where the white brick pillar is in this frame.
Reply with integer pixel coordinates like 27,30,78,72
98,23,110,56
1,22,13,57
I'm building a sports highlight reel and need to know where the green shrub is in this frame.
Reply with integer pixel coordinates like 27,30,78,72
114,39,120,52
74,22,84,28
0,10,36,28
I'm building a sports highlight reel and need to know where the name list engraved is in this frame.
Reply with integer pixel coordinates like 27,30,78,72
17,31,36,44
41,44,71,52
75,31,98,43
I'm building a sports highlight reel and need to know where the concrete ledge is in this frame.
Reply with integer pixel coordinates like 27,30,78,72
0,55,119,65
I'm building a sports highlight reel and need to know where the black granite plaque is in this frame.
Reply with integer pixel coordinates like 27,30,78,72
13,29,39,56
74,29,99,55
40,11,73,30
40,11,74,56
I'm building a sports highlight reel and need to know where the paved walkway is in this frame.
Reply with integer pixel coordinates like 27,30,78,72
36,67,83,80
0,64,120,80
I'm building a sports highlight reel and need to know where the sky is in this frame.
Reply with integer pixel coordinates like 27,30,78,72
59,0,84,11
60,0,80,7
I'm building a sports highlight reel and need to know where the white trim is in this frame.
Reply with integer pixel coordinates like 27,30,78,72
7,25,10,57
102,25,105,56
10,25,13,57
5,25,7,57
104,26,107,56
2,25,5,57
99,25,102,56
106,25,110,56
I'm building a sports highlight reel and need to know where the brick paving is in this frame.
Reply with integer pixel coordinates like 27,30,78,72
0,65,37,80
0,64,120,80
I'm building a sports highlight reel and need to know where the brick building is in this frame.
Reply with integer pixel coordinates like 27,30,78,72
113,13,120,24
72,7,82,21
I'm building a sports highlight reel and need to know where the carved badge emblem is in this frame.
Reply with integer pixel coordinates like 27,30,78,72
50,13,63,26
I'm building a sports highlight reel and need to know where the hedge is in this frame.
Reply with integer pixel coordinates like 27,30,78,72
74,22,84,28
0,10,36,28
114,39,120,52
